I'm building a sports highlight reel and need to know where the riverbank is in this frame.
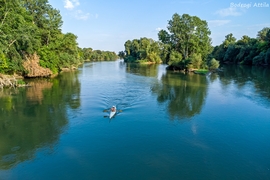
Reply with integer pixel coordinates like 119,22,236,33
0,74,25,88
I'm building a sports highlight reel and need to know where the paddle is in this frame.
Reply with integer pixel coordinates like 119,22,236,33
103,109,123,113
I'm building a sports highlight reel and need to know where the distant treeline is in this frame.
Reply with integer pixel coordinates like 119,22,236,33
0,0,117,77
120,13,270,70
81,48,118,62
211,28,270,66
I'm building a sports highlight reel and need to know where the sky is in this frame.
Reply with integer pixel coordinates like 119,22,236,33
48,0,270,53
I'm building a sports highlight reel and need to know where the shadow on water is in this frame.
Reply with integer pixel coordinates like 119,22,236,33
0,71,81,170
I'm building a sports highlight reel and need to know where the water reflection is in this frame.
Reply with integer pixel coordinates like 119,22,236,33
152,72,208,120
219,65,270,107
125,63,159,77
0,71,81,169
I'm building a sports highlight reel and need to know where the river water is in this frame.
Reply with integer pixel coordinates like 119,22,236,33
0,61,270,180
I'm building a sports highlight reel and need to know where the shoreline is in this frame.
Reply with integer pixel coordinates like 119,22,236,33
0,74,23,88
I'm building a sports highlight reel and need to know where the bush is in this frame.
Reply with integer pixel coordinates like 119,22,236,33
252,52,265,65
265,48,270,65
189,53,202,69
208,58,220,70
17,79,25,85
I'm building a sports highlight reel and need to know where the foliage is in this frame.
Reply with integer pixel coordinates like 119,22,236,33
158,13,212,70
211,27,270,66
187,53,203,69
123,37,162,64
0,0,82,76
168,50,183,67
82,48,118,61
208,58,220,70
118,51,125,59
17,79,25,85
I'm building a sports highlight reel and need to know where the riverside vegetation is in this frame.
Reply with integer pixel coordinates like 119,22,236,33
1,1,269,87
0,0,117,87
120,13,270,73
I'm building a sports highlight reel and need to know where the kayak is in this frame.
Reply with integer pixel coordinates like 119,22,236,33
109,106,116,119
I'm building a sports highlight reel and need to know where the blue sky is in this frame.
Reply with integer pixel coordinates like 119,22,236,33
48,0,270,53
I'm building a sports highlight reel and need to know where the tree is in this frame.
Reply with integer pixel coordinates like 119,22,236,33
159,13,212,70
188,53,203,69
118,51,125,59
123,38,161,63
257,27,270,41
208,58,219,70
223,33,236,48
0,0,82,75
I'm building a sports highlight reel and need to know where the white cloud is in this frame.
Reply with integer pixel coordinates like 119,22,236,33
64,0,80,10
208,20,231,27
63,0,93,21
215,7,242,17
74,10,90,20
156,27,162,31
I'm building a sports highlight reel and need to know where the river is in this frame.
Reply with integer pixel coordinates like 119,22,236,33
0,60,270,180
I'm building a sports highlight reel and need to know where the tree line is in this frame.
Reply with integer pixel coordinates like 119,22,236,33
0,0,117,77
81,48,118,62
121,13,270,71
211,28,270,66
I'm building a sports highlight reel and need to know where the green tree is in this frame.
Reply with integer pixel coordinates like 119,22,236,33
118,51,125,59
0,0,81,75
123,38,161,63
208,58,220,70
187,53,203,69
223,33,236,48
159,13,212,70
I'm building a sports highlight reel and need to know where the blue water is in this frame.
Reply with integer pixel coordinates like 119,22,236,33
0,61,270,180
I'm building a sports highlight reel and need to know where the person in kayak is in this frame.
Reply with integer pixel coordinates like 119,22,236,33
111,106,116,112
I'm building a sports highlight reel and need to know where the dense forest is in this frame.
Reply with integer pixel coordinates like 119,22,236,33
0,0,117,77
211,28,270,66
122,13,270,71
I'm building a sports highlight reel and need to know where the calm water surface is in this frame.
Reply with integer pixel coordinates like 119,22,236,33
0,61,270,180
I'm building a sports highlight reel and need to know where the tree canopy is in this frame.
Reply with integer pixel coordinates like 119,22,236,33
0,0,81,75
123,37,162,64
0,0,118,77
159,13,212,70
81,48,118,62
211,27,270,66
122,13,213,69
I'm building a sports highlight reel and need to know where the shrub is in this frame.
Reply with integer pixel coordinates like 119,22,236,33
208,58,220,70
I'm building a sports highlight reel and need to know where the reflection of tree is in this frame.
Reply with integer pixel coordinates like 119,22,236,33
0,71,81,169
219,65,270,103
125,63,158,77
152,72,208,120
26,80,53,104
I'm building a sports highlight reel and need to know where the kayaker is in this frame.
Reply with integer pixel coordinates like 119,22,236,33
111,106,116,112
